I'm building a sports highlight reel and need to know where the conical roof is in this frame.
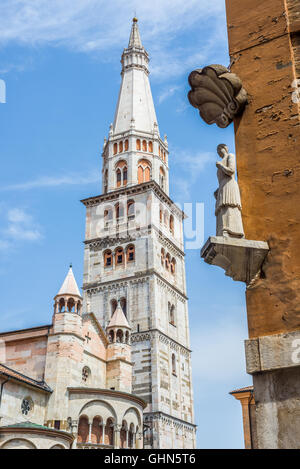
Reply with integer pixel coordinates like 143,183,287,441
128,17,143,48
107,301,130,329
113,18,158,135
57,265,81,298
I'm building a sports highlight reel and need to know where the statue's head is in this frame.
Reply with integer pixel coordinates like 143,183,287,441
217,143,228,158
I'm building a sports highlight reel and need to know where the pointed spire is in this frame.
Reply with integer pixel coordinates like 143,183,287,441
128,17,142,48
108,300,130,329
57,266,81,298
113,19,158,135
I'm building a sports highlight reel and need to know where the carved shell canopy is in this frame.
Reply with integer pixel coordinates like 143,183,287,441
188,64,247,128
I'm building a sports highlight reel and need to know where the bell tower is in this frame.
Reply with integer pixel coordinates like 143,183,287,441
81,18,196,449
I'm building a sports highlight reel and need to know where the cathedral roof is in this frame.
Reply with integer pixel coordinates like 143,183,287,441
57,265,81,298
107,302,130,329
0,363,52,393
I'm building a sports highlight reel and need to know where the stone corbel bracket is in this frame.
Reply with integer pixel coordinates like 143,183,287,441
245,330,300,375
188,64,247,128
201,236,269,285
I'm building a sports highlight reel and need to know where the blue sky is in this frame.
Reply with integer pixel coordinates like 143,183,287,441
0,0,250,449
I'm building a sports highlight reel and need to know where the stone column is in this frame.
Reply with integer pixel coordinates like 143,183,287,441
88,423,92,444
101,424,105,445
113,424,121,449
71,420,78,449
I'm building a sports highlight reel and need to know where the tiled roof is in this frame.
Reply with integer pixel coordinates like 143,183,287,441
0,363,52,393
3,421,50,430
229,385,254,395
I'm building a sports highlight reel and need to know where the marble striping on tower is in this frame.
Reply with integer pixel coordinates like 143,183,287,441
81,18,196,449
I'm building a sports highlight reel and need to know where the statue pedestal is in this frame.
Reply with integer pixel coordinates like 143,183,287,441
201,236,269,284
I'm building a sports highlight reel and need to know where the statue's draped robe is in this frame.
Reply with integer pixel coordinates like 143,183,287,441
215,153,244,238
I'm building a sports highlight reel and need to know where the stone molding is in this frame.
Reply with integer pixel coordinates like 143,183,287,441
245,329,300,374
144,411,196,431
67,387,147,409
80,181,184,219
131,329,191,356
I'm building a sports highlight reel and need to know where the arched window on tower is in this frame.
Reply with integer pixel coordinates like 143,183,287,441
115,202,124,220
113,143,118,155
171,257,176,275
111,299,118,316
115,161,127,187
115,247,124,266
104,169,108,193
119,141,123,153
161,248,165,267
120,297,127,316
142,140,147,152
59,298,65,313
148,141,153,153
172,353,176,376
159,167,165,190
170,215,174,235
104,250,113,267
116,168,122,188
127,244,135,262
136,139,141,151
159,207,163,224
127,200,135,218
125,139,129,151
138,159,151,184
169,305,175,326
165,253,170,271
104,207,113,225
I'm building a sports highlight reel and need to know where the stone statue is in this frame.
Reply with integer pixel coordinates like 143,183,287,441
214,144,244,238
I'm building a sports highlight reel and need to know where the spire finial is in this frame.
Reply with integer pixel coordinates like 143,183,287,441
69,262,72,269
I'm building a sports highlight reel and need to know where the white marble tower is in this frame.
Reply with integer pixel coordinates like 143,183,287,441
81,18,196,449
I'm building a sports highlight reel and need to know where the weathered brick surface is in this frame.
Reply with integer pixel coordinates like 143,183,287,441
225,0,300,338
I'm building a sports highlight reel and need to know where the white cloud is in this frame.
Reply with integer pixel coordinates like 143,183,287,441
0,1,227,80
0,208,42,248
158,85,181,104
1,171,99,191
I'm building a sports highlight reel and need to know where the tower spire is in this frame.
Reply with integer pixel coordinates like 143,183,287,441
128,17,142,48
112,19,158,136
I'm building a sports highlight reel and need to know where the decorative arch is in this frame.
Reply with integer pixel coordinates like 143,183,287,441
77,415,89,443
1,438,37,449
115,160,127,187
138,159,151,184
78,399,117,424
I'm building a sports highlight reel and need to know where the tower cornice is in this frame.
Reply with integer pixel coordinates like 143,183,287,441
81,180,185,219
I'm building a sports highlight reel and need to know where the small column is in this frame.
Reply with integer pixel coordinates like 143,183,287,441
71,420,78,449
114,424,121,449
88,423,92,444
101,424,105,445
